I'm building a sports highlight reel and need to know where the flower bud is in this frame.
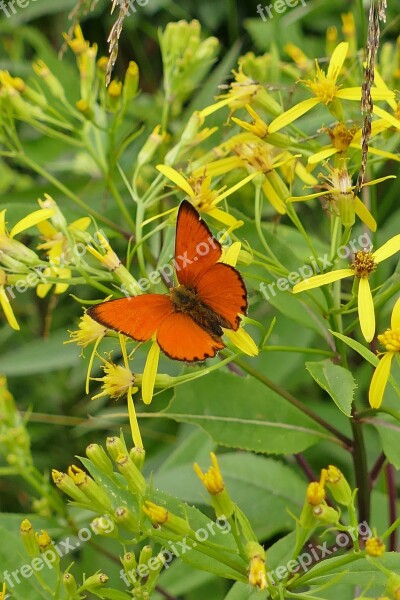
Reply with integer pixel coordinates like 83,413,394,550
139,545,153,567
79,573,109,591
130,446,146,471
114,506,139,532
121,551,137,573
246,541,268,591
142,501,191,539
67,465,113,511
323,465,352,506
137,126,164,166
86,443,114,476
312,503,340,525
123,61,139,104
306,481,326,506
36,530,60,566
32,60,66,100
386,573,400,599
116,453,147,496
193,453,234,518
63,572,78,596
91,516,118,538
20,519,40,558
51,469,88,504
106,435,128,461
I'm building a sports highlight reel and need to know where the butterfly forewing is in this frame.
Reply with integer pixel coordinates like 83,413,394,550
175,200,222,287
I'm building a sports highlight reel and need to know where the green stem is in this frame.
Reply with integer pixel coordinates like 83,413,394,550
262,346,334,356
350,414,370,524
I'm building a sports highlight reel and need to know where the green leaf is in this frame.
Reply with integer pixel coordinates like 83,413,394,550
305,359,356,416
329,330,378,365
224,581,266,599
162,371,332,454
371,417,400,469
92,590,133,600
0,330,80,376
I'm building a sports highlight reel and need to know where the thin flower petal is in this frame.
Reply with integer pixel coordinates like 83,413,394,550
195,157,243,178
223,327,259,356
288,190,328,202
369,351,394,408
199,98,232,118
70,217,91,232
206,207,243,229
327,42,348,80
358,278,375,342
262,179,286,214
221,241,241,266
373,235,400,264
293,269,353,292
391,296,400,329
127,387,143,449
354,197,377,232
214,172,258,203
360,146,400,163
142,341,160,405
10,208,55,238
308,147,338,165
373,105,400,129
295,162,318,186
269,98,320,133
0,287,20,330
156,165,194,198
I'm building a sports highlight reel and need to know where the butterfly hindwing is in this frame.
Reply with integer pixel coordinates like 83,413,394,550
156,312,224,361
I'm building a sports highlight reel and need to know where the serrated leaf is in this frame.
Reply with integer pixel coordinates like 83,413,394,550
305,359,356,416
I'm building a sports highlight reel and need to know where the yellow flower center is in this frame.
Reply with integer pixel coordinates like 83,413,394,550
304,64,340,104
351,250,376,278
378,327,400,352
248,555,267,590
143,501,169,526
187,174,219,212
234,142,273,173
327,123,357,152
201,466,225,495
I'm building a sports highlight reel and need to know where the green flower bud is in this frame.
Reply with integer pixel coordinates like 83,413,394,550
323,465,353,506
86,443,114,476
91,516,118,537
115,506,139,533
313,503,340,525
20,519,40,558
116,453,147,496
106,435,128,461
63,572,78,596
79,573,109,591
129,446,146,471
51,469,89,504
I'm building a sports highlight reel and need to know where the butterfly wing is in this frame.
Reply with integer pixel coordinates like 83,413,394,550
195,263,247,330
87,294,173,341
157,312,224,361
175,200,222,287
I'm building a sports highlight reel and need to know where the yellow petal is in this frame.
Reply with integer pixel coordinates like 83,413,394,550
36,282,52,298
223,327,259,356
0,287,20,330
358,278,375,342
10,208,55,238
268,98,320,133
354,197,377,232
156,165,194,198
206,207,243,229
372,105,400,130
327,42,348,80
195,157,243,178
214,172,258,203
288,190,327,202
391,296,400,329
295,162,318,186
0,210,6,235
369,351,394,409
199,98,232,118
222,241,241,267
142,341,160,405
361,146,400,163
308,147,338,165
127,387,143,449
373,235,400,264
36,220,57,237
262,179,286,214
335,87,362,100
293,269,353,293
70,217,91,232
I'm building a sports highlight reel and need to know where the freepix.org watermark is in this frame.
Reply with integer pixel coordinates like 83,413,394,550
259,232,372,301
256,0,307,21
115,0,149,16
0,0,38,18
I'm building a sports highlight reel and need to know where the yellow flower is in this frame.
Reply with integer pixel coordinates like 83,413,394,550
365,536,385,557
0,583,6,600
288,165,379,231
247,542,268,591
0,269,19,330
306,481,326,506
156,164,256,228
293,236,400,342
0,207,53,264
91,361,137,400
194,452,225,495
268,42,394,132
68,312,108,348
369,297,400,409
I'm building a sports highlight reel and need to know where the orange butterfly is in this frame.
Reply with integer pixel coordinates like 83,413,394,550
87,200,247,362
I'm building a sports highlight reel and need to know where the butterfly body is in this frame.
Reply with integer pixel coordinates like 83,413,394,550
88,200,247,362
